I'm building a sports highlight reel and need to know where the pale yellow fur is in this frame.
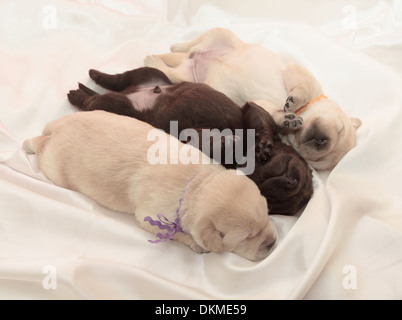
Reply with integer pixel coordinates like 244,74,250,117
23,111,277,261
144,27,362,170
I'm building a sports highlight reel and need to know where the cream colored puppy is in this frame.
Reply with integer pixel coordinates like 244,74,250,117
144,28,362,170
23,110,276,261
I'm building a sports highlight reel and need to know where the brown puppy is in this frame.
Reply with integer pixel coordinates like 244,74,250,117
67,67,313,215
242,102,314,214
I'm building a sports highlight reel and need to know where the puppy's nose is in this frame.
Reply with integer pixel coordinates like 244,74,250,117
263,220,278,249
265,236,276,249
287,177,298,189
267,238,276,248
315,137,327,150
263,232,276,248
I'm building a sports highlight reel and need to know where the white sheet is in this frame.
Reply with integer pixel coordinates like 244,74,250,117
1,0,402,300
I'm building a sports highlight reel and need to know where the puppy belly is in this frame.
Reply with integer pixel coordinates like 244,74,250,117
190,49,231,83
126,86,168,112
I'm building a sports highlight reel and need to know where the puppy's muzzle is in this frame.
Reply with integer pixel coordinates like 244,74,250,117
267,238,276,249
263,232,277,250
303,122,330,151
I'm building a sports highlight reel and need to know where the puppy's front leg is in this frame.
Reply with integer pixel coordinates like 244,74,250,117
282,64,323,112
242,102,276,162
252,100,303,136
173,232,209,254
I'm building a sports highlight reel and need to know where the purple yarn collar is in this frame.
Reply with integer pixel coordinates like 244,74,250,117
143,179,193,244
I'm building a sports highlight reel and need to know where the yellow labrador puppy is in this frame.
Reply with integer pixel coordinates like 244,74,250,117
23,110,277,261
144,28,362,170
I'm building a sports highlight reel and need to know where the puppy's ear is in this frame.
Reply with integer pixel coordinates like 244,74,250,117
351,117,362,130
222,229,250,252
198,220,224,253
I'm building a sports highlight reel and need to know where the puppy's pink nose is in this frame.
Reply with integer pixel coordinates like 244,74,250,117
263,232,276,248
263,221,277,248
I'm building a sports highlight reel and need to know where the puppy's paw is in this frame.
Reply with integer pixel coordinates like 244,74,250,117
144,55,165,68
284,95,305,112
284,91,309,112
284,95,295,110
89,69,101,82
67,89,88,108
175,232,209,254
170,42,188,52
189,242,209,254
255,136,274,162
281,113,303,132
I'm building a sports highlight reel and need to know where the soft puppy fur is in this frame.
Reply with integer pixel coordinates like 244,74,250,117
242,102,314,214
144,27,362,171
67,67,313,215
23,110,277,261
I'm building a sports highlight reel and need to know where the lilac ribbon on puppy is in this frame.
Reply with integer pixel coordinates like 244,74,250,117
144,214,184,243
143,189,187,243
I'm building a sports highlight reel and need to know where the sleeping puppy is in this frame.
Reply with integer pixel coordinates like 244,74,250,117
242,102,314,214
144,27,362,170
67,67,313,215
23,110,277,261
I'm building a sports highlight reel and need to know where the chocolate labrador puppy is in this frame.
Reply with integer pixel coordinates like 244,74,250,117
67,67,313,215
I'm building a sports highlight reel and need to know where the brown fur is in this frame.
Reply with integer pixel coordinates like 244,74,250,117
67,67,313,215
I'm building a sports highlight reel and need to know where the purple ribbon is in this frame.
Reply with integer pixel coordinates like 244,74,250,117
143,189,187,243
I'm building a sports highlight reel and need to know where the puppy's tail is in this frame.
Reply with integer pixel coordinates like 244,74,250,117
22,136,48,155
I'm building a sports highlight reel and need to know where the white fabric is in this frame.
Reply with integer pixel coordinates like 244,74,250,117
1,0,402,300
